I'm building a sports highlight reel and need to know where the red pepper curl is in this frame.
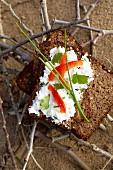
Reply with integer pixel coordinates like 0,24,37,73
48,84,66,113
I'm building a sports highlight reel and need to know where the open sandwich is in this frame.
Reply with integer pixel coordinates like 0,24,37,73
16,30,113,140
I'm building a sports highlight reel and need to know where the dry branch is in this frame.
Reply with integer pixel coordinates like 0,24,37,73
79,4,94,54
102,156,113,170
21,125,43,170
40,0,51,30
75,0,80,21
107,113,113,122
35,131,91,170
1,0,30,14
23,121,40,170
0,41,32,61
0,66,19,76
0,97,18,169
1,60,21,124
99,123,107,131
52,133,70,143
50,19,113,35
0,33,34,54
49,20,113,50
72,0,99,35
72,134,113,162
50,19,69,25
0,18,89,58
1,0,38,44
81,30,113,48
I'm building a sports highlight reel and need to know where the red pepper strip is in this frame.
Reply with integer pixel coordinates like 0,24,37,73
48,84,66,113
48,60,84,81
60,52,67,64
61,79,70,88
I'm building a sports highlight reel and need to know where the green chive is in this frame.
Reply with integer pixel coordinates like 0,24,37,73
64,29,89,123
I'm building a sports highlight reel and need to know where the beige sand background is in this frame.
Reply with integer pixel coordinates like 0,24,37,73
1,0,113,169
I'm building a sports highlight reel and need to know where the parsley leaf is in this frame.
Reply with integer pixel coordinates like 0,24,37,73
54,83,64,90
72,74,88,84
51,53,62,64
40,94,50,110
53,106,59,108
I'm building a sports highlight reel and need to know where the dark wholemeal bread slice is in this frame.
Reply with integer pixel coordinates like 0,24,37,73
16,30,113,140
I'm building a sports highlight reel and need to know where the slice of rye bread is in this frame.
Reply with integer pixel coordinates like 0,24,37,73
16,30,113,140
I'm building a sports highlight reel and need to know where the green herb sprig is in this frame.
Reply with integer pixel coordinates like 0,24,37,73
64,29,89,123
17,23,89,123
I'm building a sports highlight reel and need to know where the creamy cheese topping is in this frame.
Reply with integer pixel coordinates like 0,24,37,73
29,47,94,124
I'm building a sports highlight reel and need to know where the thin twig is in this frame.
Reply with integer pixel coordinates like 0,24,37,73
80,4,94,54
0,19,100,58
75,0,80,21
72,134,113,162
20,104,27,124
0,6,5,43
50,19,113,49
16,0,30,5
52,133,70,143
2,0,30,14
1,0,38,44
80,4,93,39
0,41,32,61
107,114,113,122
50,19,113,35
99,123,107,131
81,33,101,47
39,1,47,41
40,0,51,30
101,156,113,170
0,97,18,169
0,34,34,54
20,125,43,170
0,66,19,76
40,3,46,32
1,60,21,124
35,131,91,170
23,120,39,170
72,0,99,35
50,19,69,25
15,105,27,132
81,30,113,47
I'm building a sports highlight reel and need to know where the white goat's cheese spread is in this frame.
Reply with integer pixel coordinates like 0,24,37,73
29,47,94,124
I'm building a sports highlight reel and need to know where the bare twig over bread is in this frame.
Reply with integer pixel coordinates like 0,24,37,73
0,18,89,58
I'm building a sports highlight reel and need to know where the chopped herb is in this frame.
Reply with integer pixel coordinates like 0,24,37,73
40,94,50,110
53,116,58,120
72,74,88,84
54,105,59,108
80,88,85,90
40,82,48,86
54,83,64,90
51,53,62,64
62,97,65,99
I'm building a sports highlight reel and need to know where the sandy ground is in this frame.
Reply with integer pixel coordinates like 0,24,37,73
0,0,113,170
